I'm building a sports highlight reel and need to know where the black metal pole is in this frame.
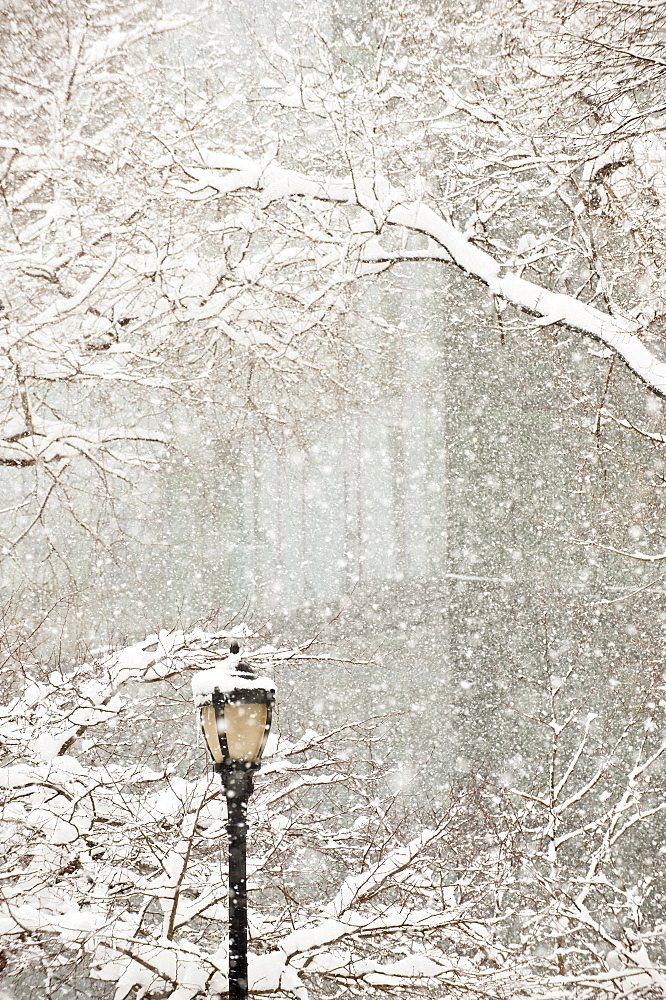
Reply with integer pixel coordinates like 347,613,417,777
222,766,254,1000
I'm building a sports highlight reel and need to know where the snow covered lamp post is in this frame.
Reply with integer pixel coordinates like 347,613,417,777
191,642,275,1000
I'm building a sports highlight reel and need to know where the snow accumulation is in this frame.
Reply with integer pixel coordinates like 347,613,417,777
191,655,276,705
179,151,666,399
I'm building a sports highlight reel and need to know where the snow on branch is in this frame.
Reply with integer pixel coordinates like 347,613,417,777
0,625,515,1000
177,151,666,399
0,419,169,469
3,622,666,997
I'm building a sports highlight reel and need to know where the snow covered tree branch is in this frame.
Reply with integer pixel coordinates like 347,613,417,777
2,622,665,999
173,148,666,399
0,625,512,1000
500,638,666,994
3,0,666,588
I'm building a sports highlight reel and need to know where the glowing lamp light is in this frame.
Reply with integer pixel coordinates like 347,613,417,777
192,652,275,772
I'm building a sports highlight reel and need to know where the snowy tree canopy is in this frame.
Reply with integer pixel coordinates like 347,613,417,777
3,3,666,996
2,624,666,998
2,0,666,576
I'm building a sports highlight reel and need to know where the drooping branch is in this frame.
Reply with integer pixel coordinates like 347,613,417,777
176,151,666,399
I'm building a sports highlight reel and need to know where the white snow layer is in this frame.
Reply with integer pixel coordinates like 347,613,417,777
191,657,276,705
180,151,666,398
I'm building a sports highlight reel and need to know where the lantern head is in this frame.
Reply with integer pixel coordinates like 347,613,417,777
192,655,275,772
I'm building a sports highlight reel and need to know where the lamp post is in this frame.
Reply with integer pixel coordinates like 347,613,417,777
192,643,275,1000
